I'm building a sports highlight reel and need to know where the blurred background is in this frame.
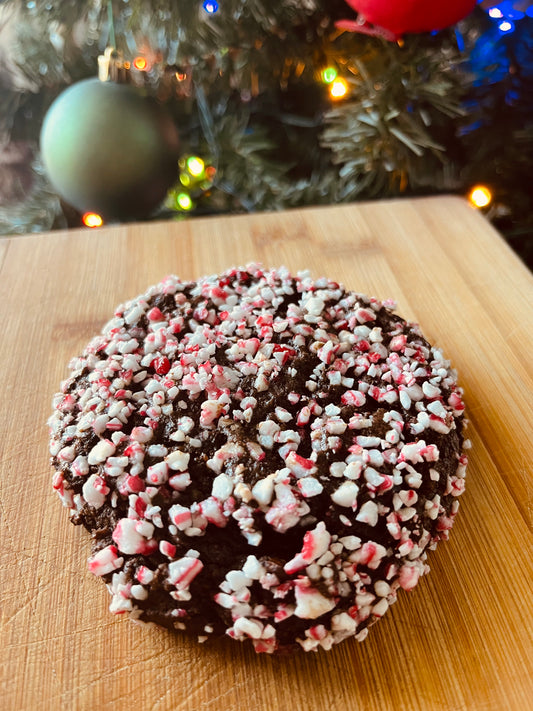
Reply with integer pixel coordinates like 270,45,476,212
0,0,531,269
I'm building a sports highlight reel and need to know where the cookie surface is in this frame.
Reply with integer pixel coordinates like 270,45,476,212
49,265,468,653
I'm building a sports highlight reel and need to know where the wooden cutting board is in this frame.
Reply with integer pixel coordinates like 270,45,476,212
1,196,532,711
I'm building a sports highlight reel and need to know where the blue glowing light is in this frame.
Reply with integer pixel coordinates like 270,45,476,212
498,0,525,19
203,0,219,13
499,1,514,15
498,19,515,34
454,28,465,52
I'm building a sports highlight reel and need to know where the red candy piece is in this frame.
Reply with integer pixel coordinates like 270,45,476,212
153,356,170,374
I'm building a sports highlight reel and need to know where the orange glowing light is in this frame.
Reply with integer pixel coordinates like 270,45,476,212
468,185,492,209
133,56,148,71
330,78,348,99
82,212,104,228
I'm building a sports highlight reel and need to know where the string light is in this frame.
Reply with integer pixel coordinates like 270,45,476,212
321,67,338,84
330,78,348,99
468,185,492,208
176,192,193,211
203,0,219,13
133,56,148,71
488,7,503,18
82,212,104,228
186,156,205,178
498,19,515,34
166,155,215,214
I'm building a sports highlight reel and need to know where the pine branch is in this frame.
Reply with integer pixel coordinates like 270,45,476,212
0,159,66,235
320,34,470,198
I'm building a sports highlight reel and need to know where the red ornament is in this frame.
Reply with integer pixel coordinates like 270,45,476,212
338,0,477,39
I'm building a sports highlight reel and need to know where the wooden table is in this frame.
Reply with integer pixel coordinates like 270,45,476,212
1,196,532,711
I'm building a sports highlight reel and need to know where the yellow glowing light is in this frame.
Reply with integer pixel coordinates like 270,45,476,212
330,78,348,99
180,173,191,186
176,192,193,210
82,212,104,228
133,56,148,71
186,156,205,177
469,185,492,209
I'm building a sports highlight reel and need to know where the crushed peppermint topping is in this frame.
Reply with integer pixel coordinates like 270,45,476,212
48,264,467,654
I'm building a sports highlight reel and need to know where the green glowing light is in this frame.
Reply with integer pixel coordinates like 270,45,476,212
176,192,193,210
322,67,337,84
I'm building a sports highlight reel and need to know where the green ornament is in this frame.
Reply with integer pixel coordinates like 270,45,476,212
40,78,180,220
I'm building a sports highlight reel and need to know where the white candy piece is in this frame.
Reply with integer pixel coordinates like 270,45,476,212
331,481,359,508
294,580,336,619
87,439,116,465
284,522,331,574
166,450,190,471
251,477,275,506
356,500,379,527
112,518,153,555
88,545,123,576
212,473,234,500
82,474,109,509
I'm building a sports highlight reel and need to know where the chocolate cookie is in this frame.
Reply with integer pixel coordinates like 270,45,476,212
48,265,468,653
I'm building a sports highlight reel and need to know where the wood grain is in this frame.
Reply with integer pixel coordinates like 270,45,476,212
1,196,532,711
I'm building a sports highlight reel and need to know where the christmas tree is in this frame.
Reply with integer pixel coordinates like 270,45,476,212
0,0,531,268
